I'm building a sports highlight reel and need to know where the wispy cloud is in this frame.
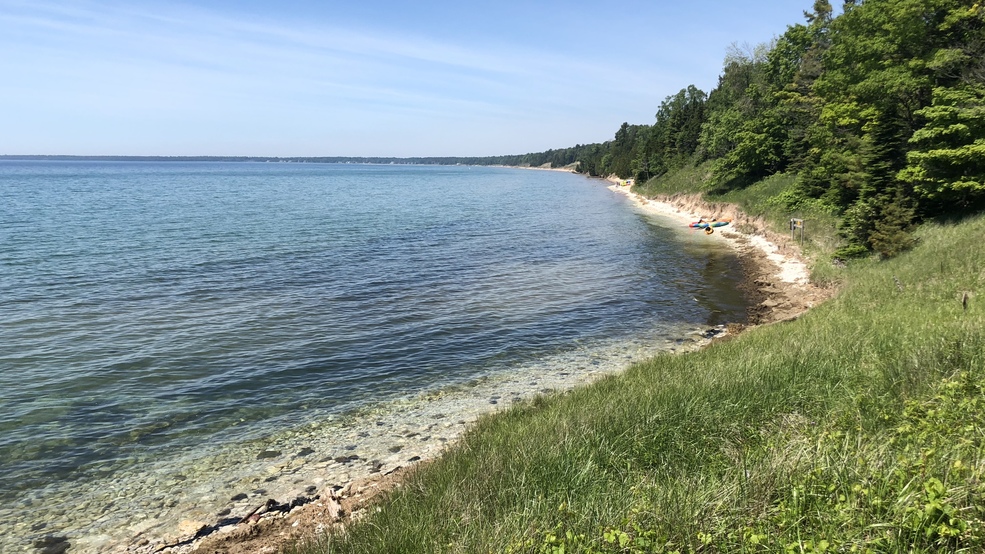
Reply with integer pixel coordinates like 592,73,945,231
0,0,803,155
0,0,660,117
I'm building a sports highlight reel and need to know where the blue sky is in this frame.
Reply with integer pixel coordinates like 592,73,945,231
1,0,816,157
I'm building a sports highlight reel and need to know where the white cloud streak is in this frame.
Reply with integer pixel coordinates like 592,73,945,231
0,0,793,155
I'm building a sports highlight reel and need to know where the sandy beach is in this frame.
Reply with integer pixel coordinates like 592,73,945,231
106,178,830,554
605,178,828,325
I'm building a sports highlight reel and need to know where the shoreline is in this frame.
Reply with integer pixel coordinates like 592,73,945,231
97,327,721,554
605,178,828,325
511,166,820,315
112,181,830,554
27,170,827,554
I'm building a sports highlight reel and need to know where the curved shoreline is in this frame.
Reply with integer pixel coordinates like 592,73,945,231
605,179,829,325
103,183,833,554
4,166,825,554
109,329,725,554
66,328,722,553
508,166,825,324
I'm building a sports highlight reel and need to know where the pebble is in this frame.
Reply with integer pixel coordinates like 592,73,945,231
176,519,207,537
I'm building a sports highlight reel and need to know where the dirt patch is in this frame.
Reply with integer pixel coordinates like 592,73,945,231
728,232,830,325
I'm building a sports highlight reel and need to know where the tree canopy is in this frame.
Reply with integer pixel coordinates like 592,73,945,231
57,1,983,258
558,0,985,257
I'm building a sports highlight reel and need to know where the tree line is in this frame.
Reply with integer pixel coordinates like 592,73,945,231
562,0,984,257
11,2,983,256
0,151,587,167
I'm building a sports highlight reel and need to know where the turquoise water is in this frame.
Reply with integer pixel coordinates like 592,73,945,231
0,162,748,551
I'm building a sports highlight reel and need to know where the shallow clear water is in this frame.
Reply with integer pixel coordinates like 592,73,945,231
0,162,748,551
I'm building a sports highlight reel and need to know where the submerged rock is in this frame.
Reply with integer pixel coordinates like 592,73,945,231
256,450,281,460
33,535,70,554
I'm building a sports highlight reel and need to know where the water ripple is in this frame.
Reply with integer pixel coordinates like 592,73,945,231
0,162,749,546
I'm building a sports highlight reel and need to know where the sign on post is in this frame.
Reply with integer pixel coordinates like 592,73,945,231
790,218,805,245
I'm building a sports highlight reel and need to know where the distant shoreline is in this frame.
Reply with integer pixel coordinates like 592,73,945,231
0,155,450,163
0,155,570,167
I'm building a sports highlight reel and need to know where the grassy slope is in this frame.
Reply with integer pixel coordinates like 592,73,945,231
297,172,985,553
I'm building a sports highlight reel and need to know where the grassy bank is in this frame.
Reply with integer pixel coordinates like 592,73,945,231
295,213,985,553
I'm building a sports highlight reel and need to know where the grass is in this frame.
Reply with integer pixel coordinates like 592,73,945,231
291,211,985,553
633,161,717,198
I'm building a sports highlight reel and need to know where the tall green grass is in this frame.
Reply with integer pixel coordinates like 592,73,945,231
633,162,717,198
295,215,985,553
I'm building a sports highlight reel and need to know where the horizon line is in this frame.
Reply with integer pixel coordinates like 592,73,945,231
0,154,578,162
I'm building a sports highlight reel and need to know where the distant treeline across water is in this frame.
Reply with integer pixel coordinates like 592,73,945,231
0,150,590,167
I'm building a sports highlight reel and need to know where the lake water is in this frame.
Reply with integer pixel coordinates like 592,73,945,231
0,162,749,552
